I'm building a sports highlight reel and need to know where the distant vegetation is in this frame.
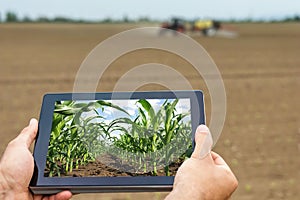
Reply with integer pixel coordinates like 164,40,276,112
0,11,300,24
0,11,157,24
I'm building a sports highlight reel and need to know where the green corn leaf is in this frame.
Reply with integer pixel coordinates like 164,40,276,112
138,107,148,127
97,100,130,115
137,99,155,122
72,103,88,108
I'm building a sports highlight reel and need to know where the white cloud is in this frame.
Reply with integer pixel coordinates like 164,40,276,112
175,98,190,114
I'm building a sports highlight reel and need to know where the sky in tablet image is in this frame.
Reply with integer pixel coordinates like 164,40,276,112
78,99,191,138
98,99,191,122
97,99,191,138
1,0,300,21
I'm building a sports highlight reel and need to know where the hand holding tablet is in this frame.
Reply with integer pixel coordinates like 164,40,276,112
0,119,72,200
166,125,238,200
30,90,205,194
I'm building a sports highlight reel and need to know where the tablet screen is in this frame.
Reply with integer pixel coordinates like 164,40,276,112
44,98,192,178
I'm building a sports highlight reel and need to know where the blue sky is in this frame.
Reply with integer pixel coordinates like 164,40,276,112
1,0,300,21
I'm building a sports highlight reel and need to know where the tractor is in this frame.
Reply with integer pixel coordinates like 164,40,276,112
160,18,186,34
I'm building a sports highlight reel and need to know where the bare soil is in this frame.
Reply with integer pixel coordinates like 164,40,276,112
60,153,181,177
0,23,299,199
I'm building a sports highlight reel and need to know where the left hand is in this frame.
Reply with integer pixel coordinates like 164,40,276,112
0,118,72,200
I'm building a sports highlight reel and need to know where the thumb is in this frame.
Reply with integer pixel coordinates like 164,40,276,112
191,125,213,159
18,118,38,148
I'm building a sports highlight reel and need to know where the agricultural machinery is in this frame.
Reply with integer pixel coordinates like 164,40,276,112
160,18,186,33
160,18,237,38
191,19,221,36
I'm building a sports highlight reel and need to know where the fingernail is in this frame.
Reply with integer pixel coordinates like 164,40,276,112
196,124,209,135
198,125,213,159
29,118,36,126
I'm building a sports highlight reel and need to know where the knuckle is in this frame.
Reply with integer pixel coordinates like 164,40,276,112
232,176,239,188
7,138,18,147
21,126,30,134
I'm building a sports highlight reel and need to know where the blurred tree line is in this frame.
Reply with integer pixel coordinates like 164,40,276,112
0,11,157,23
0,11,300,23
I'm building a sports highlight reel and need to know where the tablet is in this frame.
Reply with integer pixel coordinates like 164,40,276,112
30,90,205,194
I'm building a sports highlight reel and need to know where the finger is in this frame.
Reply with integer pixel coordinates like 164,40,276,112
17,118,38,148
40,191,72,200
33,195,43,200
191,125,213,159
53,191,72,200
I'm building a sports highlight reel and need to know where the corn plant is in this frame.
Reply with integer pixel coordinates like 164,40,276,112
45,100,128,177
108,99,191,176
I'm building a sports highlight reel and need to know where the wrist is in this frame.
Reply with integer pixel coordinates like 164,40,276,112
0,168,14,200
0,167,32,200
0,168,8,199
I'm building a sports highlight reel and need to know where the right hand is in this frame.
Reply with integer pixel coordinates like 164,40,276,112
165,125,238,200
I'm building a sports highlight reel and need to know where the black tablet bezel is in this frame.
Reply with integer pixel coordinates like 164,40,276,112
30,90,205,194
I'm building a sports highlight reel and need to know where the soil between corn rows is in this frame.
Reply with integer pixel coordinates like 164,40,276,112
59,153,181,177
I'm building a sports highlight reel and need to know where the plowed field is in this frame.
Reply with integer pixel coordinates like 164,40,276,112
0,23,299,199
